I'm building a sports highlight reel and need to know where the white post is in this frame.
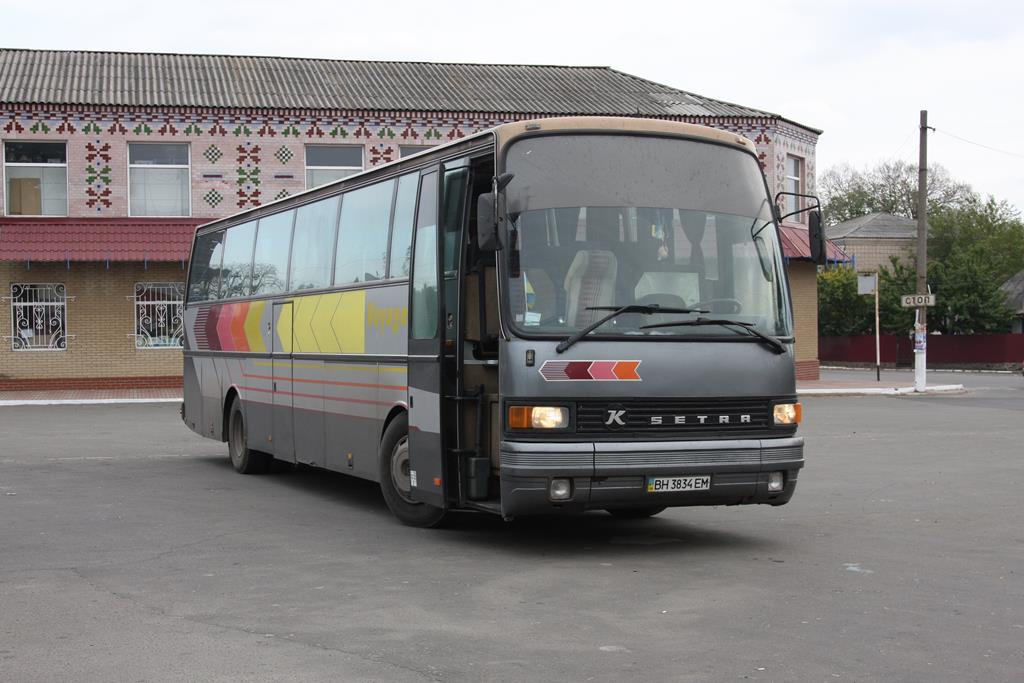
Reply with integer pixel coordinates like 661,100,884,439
914,310,927,392
875,273,881,382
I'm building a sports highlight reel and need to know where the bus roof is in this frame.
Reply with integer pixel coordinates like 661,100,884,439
492,116,756,154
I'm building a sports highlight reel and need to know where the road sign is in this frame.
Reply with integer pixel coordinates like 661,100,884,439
901,293,936,308
857,273,877,295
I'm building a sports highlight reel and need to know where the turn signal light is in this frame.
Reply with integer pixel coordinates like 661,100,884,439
773,402,802,425
508,405,569,429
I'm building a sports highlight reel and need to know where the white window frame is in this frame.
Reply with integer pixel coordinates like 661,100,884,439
130,282,185,349
784,155,804,221
3,141,70,217
305,144,363,189
5,283,73,351
128,142,192,217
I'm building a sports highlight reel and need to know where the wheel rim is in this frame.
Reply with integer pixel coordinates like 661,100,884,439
229,410,245,467
390,436,417,504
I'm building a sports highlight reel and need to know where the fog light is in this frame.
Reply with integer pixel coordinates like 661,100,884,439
768,471,784,492
550,478,572,500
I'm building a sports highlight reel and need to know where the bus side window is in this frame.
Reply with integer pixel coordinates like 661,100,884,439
442,163,470,276
251,210,295,296
187,231,225,303
220,220,257,299
388,174,418,279
411,172,439,340
290,196,340,291
336,179,395,285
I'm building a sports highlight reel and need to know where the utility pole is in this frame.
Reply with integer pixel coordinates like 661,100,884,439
914,110,929,392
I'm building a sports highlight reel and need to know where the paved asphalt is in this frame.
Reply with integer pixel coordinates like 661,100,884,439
1,370,1022,682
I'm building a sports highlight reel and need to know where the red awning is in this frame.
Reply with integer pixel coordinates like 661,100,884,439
0,218,203,263
778,222,849,262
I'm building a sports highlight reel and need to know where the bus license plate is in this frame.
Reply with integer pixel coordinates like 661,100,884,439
647,475,711,493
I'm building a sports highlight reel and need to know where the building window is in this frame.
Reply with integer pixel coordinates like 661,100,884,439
305,145,362,188
129,143,190,216
7,284,69,351
133,283,185,349
399,145,429,159
784,155,803,220
4,142,68,216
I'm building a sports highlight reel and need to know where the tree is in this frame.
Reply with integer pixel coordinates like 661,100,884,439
929,196,1024,284
819,160,974,225
817,266,873,336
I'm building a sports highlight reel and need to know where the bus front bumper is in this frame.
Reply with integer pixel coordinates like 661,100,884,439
498,437,803,517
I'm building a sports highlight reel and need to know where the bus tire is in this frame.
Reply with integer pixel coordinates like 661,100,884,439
227,396,271,474
606,506,666,519
379,413,447,528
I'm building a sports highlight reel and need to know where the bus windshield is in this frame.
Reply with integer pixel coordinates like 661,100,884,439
502,134,791,339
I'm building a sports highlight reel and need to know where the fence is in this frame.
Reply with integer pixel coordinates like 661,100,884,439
820,334,1024,368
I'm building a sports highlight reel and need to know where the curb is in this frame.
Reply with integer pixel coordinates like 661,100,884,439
0,398,182,407
798,384,965,397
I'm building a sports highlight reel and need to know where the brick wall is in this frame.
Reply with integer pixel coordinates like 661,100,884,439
787,260,820,380
0,261,185,386
833,238,915,273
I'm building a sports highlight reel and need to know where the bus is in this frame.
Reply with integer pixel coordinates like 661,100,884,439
182,116,825,527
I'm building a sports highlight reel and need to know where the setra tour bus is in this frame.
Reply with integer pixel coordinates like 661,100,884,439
182,116,826,526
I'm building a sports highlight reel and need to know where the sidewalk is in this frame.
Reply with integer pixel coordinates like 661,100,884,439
797,367,965,396
0,387,182,406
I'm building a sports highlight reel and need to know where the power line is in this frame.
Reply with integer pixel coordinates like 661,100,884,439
891,127,916,160
933,128,1024,160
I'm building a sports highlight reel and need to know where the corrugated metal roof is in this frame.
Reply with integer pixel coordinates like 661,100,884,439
0,218,201,262
826,212,923,240
778,223,849,262
0,49,798,123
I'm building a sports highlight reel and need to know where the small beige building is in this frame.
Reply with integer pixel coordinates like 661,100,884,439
826,212,921,272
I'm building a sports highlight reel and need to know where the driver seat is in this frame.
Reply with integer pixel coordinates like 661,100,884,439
564,250,618,327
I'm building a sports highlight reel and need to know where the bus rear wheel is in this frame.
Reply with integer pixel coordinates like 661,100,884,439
379,413,447,528
227,396,271,474
606,506,666,519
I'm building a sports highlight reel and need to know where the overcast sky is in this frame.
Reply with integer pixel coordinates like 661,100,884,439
6,0,1023,213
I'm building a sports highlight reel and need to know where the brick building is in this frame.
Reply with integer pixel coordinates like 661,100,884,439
0,48,826,388
826,212,921,273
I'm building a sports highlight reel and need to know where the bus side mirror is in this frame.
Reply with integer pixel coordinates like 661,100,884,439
477,193,502,252
809,210,827,265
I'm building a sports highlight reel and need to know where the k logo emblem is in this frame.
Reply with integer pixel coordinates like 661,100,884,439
604,408,627,427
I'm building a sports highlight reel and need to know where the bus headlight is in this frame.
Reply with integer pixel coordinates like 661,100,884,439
773,402,802,425
508,406,569,429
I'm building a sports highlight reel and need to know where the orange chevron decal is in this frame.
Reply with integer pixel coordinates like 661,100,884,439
230,302,250,352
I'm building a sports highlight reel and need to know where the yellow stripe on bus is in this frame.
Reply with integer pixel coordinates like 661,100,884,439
244,300,267,353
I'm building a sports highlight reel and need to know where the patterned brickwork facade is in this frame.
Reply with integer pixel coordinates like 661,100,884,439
0,106,816,218
1,104,820,387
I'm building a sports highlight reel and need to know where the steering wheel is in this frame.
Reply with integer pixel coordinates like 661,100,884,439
693,298,743,314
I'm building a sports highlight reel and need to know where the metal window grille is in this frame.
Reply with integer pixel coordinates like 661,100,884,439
132,282,185,349
6,283,70,351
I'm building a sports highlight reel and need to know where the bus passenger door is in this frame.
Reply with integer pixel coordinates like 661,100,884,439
272,301,295,464
407,169,446,508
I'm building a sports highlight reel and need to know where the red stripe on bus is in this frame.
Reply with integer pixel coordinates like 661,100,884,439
241,372,406,391
238,385,394,406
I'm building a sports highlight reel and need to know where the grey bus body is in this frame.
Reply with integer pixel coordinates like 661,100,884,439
182,117,810,526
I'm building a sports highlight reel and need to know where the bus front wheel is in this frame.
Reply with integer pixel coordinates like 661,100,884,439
227,397,271,474
379,413,447,528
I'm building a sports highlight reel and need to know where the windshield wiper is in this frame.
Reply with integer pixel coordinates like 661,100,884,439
640,317,787,354
555,304,708,354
